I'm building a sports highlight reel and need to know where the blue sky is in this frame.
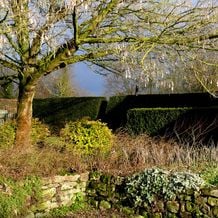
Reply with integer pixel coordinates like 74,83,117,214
71,62,107,96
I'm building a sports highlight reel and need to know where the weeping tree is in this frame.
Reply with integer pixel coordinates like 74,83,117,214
0,0,217,148
103,48,218,95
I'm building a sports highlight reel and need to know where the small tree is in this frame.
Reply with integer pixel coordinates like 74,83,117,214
0,0,217,148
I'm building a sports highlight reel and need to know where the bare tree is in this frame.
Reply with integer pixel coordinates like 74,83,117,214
0,0,217,148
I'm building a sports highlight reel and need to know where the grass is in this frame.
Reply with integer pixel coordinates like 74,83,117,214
0,129,217,217
0,131,217,180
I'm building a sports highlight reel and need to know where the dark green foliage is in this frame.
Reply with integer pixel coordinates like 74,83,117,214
104,93,218,130
104,96,127,129
33,97,107,126
127,108,189,135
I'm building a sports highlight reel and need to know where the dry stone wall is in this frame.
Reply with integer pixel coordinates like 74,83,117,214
1,171,217,217
87,172,218,218
30,173,89,217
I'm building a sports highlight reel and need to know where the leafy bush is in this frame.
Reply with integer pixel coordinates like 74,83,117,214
126,108,189,135
0,120,15,149
0,119,50,148
60,118,113,155
200,166,218,186
125,168,205,208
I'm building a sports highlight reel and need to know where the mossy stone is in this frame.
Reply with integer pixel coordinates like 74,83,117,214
166,201,180,213
99,200,111,210
165,212,177,218
185,201,195,212
155,201,164,211
213,206,218,217
209,190,218,198
195,196,207,206
208,197,218,206
200,203,211,214
121,207,135,215
180,211,192,218
151,212,162,218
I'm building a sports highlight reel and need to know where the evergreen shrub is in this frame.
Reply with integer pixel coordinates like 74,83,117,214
60,118,113,155
33,97,106,125
126,108,189,135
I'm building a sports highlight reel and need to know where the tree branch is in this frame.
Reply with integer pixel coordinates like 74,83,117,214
0,59,20,72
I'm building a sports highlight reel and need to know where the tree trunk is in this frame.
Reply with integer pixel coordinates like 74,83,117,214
15,83,36,149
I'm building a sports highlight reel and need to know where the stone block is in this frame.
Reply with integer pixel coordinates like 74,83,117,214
99,200,111,210
60,181,77,191
209,190,218,198
185,201,195,212
166,201,180,213
151,212,162,218
179,211,192,218
213,206,218,217
41,187,56,199
208,197,218,206
80,172,89,182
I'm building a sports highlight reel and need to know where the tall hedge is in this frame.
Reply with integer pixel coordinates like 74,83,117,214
105,93,218,130
127,108,189,135
126,107,218,144
33,97,107,126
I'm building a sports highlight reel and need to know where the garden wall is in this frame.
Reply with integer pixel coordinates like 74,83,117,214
87,172,218,218
18,172,218,217
28,173,89,217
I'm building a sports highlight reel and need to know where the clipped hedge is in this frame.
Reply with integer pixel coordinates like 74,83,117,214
105,93,218,130
126,108,189,135
33,97,107,126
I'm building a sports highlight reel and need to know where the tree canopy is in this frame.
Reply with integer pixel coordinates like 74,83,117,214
0,0,217,147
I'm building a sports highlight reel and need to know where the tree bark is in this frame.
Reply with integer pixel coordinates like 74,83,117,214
15,82,36,149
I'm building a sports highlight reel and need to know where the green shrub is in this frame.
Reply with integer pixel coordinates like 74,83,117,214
125,168,205,208
200,166,218,186
60,118,113,155
126,108,189,135
0,119,50,148
33,97,107,125
0,120,16,149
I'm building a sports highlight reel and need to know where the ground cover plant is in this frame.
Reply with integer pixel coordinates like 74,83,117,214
0,119,217,217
